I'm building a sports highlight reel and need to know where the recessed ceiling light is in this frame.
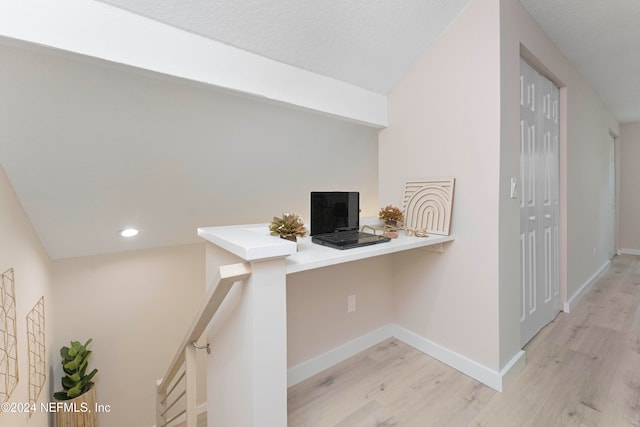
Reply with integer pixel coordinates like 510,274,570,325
119,228,139,237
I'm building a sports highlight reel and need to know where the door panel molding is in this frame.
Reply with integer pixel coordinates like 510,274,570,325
520,58,561,346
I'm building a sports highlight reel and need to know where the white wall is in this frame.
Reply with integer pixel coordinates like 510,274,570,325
2,31,382,426
501,0,619,319
619,122,640,252
0,41,381,259
380,0,621,378
2,2,624,423
51,244,206,427
0,165,53,427
287,256,393,367
380,0,503,371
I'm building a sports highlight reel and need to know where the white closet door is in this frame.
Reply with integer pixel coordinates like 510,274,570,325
520,58,561,346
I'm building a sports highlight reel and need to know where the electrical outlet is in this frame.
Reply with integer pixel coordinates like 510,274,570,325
347,294,356,313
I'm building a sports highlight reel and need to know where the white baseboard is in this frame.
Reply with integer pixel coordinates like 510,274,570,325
498,348,527,391
618,248,640,256
287,322,525,392
392,324,524,392
563,260,610,313
287,324,394,387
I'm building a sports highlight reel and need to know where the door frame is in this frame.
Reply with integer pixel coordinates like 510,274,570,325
519,51,568,317
558,85,568,312
609,130,620,259
519,55,566,345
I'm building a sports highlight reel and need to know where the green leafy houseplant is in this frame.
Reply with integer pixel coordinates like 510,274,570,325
54,339,98,400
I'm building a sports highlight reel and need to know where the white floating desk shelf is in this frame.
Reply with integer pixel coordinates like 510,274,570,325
198,220,455,274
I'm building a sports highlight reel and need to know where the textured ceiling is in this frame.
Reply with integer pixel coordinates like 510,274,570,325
520,0,640,123
95,0,472,94
96,0,640,120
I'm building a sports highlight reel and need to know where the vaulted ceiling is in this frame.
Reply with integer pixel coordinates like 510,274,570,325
94,0,473,94
94,0,640,122
1,0,639,259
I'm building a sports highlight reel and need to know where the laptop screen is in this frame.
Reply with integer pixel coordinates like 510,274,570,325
310,192,359,236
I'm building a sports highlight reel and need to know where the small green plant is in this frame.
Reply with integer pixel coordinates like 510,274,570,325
54,338,98,400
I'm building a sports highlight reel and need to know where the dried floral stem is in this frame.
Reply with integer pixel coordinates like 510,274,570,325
269,213,308,238
378,205,404,222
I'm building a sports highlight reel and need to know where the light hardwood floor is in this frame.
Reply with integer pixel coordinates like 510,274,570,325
287,254,640,426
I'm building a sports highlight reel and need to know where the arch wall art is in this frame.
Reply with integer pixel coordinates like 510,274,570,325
403,179,455,235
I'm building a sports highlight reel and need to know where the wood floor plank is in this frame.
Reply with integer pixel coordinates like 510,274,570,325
333,400,397,427
288,254,640,426
599,348,640,427
287,413,307,427
468,344,576,426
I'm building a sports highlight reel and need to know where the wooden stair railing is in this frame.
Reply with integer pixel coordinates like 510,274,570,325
156,262,252,427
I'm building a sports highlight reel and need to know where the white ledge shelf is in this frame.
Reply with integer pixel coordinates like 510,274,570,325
198,221,455,275
198,224,297,261
286,232,454,274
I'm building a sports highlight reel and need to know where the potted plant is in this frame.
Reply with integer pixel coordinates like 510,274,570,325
378,205,404,228
54,339,99,427
269,213,308,242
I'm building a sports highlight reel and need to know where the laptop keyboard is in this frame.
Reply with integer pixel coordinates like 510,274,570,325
318,231,370,243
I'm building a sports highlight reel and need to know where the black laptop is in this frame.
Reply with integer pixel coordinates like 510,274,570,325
310,192,390,250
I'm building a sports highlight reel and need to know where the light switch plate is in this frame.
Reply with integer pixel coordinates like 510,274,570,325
347,294,356,313
510,178,518,199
